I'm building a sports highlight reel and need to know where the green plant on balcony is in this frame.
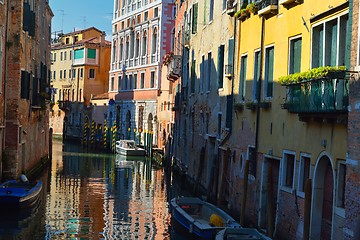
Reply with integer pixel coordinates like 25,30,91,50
234,8,250,20
245,101,257,110
233,102,244,111
279,66,347,85
246,2,257,14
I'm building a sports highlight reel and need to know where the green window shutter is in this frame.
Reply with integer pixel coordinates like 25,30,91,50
265,47,274,98
88,48,96,59
228,39,234,69
240,56,247,100
290,38,302,74
192,3,198,34
218,45,224,89
74,49,84,59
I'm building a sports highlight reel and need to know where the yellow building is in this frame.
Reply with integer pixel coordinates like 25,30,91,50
231,0,350,239
50,27,111,136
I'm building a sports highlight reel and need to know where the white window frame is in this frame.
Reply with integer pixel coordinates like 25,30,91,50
264,44,275,100
297,153,311,198
280,150,296,193
288,35,302,74
89,68,95,79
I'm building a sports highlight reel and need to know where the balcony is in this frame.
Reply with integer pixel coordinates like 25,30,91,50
283,70,349,123
166,55,182,82
257,0,278,16
279,0,301,5
226,0,236,16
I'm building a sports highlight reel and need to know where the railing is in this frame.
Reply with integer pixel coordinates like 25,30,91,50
256,0,278,13
151,55,157,63
166,55,182,81
141,56,147,65
285,77,349,113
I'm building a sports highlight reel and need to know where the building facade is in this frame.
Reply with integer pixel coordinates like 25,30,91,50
109,0,174,145
3,0,53,179
230,0,349,239
50,27,111,138
347,0,360,238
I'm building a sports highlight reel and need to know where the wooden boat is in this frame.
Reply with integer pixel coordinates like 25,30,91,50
0,180,42,208
215,227,272,240
170,196,241,239
116,140,146,156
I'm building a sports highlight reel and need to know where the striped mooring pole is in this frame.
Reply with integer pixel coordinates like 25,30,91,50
103,119,107,150
111,120,117,153
83,121,88,146
90,120,95,148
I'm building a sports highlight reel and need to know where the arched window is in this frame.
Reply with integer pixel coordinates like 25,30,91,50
135,33,140,58
130,29,135,58
125,36,130,59
142,30,147,56
119,38,124,62
112,40,117,63
152,28,157,54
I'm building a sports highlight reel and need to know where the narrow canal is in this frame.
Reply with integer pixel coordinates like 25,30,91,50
0,139,188,240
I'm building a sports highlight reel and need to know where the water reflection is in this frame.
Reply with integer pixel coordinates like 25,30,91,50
44,139,171,239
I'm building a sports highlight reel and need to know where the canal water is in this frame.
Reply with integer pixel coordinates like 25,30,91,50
0,139,188,240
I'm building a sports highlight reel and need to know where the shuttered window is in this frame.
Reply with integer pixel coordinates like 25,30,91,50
289,37,302,74
74,49,84,59
88,49,96,59
217,45,224,89
240,55,247,100
192,3,198,34
252,51,260,101
264,46,274,98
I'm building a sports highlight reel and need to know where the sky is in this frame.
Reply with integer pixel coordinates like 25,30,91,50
49,0,114,40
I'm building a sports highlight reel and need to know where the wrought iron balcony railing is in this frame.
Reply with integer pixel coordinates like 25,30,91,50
256,0,278,15
284,72,349,115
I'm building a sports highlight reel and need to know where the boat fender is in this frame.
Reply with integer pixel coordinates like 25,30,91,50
189,224,193,233
21,174,29,183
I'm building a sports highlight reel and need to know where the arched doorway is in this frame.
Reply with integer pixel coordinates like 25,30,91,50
311,153,334,239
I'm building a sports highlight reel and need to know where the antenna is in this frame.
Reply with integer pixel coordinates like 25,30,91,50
58,10,65,32
80,16,88,29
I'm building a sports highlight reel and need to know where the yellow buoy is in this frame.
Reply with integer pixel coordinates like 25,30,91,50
210,214,224,227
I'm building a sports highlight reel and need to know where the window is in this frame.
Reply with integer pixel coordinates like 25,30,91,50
72,69,76,78
192,3,198,34
142,32,147,56
289,37,302,74
218,45,225,89
118,76,121,90
60,52,63,61
200,55,205,93
53,71,56,80
88,49,96,59
134,74,137,89
191,60,196,93
129,75,133,89
209,0,214,22
298,154,310,193
152,29,158,54
124,75,128,89
110,77,114,91
68,69,71,78
154,7,158,17
240,55,247,101
144,11,148,21
53,53,56,62
66,38,69,44
60,70,63,79
70,50,72,60
63,70,66,79
64,51,67,60
281,152,296,189
217,113,222,138
140,72,145,88
336,161,346,208
264,46,274,98
89,69,95,79
80,68,83,78
252,50,260,101
207,52,212,92
222,0,227,11
58,90,62,101
74,49,84,59
150,71,155,88
312,13,348,68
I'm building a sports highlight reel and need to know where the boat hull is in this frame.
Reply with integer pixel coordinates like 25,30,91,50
170,197,241,240
0,180,42,208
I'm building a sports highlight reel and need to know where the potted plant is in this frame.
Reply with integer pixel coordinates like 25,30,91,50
235,8,250,20
233,102,244,112
246,2,257,14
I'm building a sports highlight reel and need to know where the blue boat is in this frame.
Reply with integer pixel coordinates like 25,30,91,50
0,180,42,208
170,197,241,240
